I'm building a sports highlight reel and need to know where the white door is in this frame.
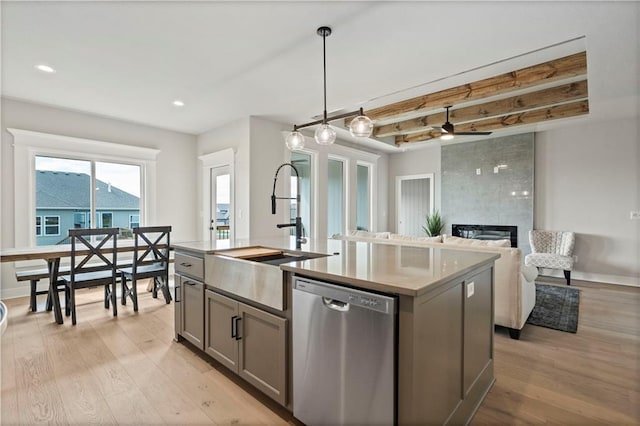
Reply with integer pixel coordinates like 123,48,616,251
210,166,231,241
396,174,434,236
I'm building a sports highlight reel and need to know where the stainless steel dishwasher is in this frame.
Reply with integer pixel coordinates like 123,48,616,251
292,276,397,426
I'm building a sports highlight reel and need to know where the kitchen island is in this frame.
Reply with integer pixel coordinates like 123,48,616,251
172,237,499,425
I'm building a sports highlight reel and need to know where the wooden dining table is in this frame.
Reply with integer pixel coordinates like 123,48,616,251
0,241,149,324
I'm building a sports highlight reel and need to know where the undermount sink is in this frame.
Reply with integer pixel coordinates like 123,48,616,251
250,253,314,266
217,246,329,267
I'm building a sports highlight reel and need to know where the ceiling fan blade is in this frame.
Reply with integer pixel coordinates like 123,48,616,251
454,131,493,136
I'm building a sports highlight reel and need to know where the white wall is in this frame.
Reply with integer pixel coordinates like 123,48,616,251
388,143,442,233
248,117,292,239
387,117,639,287
535,116,639,286
197,117,251,239
197,116,389,241
0,97,198,298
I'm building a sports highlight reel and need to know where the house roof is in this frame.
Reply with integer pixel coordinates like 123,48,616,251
36,170,139,210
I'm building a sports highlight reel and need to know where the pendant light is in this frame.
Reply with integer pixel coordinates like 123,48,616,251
285,26,373,150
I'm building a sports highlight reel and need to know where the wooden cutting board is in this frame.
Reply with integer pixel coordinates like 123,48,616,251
219,247,283,259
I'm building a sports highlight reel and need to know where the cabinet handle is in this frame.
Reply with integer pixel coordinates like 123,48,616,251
184,280,196,286
231,315,238,338
180,262,192,267
174,285,181,302
235,317,242,340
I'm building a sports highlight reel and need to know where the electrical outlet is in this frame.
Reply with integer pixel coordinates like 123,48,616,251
476,168,482,175
630,211,640,220
493,167,499,174
466,281,475,298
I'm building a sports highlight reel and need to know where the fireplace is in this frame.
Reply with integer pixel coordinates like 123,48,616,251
451,224,518,248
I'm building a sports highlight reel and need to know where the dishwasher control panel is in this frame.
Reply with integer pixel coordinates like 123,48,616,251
294,277,396,314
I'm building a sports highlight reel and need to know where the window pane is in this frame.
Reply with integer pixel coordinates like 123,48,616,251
290,152,311,238
44,216,60,235
327,159,344,237
129,214,140,228
35,156,91,245
96,162,140,239
215,173,231,240
356,165,370,231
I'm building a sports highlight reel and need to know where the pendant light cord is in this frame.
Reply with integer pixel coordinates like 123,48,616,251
322,29,327,124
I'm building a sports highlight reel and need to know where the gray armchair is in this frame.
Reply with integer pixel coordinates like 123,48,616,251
525,230,575,285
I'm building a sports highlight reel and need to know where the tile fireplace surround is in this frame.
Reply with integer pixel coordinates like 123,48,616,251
442,133,534,254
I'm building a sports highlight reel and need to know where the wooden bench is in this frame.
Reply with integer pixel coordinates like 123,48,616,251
16,267,68,312
16,259,173,312
17,263,132,312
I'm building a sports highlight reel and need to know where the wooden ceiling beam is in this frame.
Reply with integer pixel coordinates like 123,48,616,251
374,80,588,137
362,51,587,123
395,100,589,144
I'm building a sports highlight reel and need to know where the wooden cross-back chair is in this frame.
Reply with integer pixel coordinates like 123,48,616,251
61,227,119,325
119,226,172,311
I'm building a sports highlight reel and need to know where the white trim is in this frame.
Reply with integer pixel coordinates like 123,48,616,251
540,269,640,287
8,128,157,250
9,128,160,160
43,215,61,236
395,173,435,235
198,148,235,168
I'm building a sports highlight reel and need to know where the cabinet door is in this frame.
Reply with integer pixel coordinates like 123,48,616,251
174,274,182,341
237,302,287,406
181,278,204,350
205,290,239,372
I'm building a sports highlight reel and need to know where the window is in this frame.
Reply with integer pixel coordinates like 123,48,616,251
129,214,140,228
327,158,345,237
10,128,158,249
290,152,312,238
44,216,60,236
35,155,141,245
98,212,113,228
356,164,371,231
73,212,89,228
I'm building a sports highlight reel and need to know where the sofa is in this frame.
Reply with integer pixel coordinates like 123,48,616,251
333,231,538,339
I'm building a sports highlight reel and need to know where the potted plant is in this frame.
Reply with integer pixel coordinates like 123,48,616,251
423,210,444,237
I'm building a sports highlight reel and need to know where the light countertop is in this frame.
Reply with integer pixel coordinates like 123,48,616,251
173,237,499,297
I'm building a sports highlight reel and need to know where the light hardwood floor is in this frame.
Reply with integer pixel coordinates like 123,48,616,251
1,278,639,425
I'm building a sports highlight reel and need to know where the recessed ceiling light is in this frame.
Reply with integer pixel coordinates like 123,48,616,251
35,64,56,73
172,100,185,107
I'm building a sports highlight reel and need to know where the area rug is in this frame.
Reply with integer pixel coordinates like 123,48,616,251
526,283,580,333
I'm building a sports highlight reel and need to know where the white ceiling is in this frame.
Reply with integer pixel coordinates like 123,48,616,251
2,1,639,147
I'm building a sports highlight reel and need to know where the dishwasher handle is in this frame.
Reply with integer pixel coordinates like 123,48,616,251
294,276,396,315
322,297,349,312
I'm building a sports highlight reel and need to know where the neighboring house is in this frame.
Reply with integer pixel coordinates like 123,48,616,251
35,170,140,245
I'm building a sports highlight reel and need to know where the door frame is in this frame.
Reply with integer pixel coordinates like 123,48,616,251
395,173,434,235
199,148,235,242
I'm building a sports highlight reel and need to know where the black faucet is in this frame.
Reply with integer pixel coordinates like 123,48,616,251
271,162,306,249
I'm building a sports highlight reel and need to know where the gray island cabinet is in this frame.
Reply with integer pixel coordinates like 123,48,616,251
172,238,499,425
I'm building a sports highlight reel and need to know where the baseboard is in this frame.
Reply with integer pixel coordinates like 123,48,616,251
0,286,31,300
540,269,639,287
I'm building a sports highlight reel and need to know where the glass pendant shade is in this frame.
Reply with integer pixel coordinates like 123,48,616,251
349,115,374,137
314,123,337,145
285,131,305,151
440,133,454,141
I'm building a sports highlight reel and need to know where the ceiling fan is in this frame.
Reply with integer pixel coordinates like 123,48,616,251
436,106,492,140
